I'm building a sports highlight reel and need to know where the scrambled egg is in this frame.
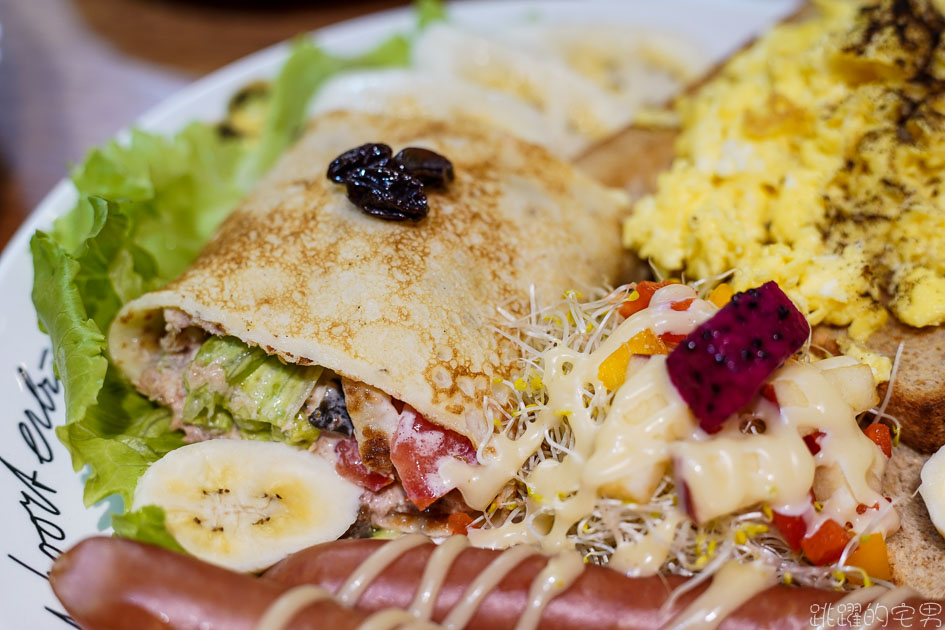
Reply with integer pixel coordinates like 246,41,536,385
625,0,945,379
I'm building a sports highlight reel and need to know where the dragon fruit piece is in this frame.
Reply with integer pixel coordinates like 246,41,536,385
666,281,810,433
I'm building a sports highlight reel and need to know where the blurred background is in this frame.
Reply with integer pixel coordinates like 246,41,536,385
0,0,410,248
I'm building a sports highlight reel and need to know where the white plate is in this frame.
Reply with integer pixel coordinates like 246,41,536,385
0,1,797,626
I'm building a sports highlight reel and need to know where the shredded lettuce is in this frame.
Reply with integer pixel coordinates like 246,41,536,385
31,30,416,517
183,336,322,445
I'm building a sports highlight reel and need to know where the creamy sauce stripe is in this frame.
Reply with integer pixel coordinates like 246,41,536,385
338,534,430,606
663,561,775,630
255,585,332,630
410,535,471,619
514,550,584,630
358,609,440,630
441,543,539,630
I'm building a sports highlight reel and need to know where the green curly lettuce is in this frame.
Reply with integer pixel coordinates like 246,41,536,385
111,506,186,553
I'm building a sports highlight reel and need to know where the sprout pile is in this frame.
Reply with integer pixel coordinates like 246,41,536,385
471,280,903,592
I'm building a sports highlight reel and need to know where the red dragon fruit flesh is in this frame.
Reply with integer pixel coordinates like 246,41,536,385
666,281,810,433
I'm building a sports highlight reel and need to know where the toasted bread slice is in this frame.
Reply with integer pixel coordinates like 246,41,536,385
813,322,945,455
884,444,945,597
575,126,678,202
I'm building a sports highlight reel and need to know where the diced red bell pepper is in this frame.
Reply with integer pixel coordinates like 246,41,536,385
803,430,825,456
659,332,688,345
801,519,851,566
670,298,695,312
618,281,676,318
390,410,478,511
771,510,807,552
761,383,779,406
864,423,892,458
334,437,395,492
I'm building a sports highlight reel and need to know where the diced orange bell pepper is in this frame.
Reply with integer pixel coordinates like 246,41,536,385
846,534,892,581
708,283,735,308
864,423,892,458
801,519,851,565
627,329,669,356
598,344,630,390
618,281,675,318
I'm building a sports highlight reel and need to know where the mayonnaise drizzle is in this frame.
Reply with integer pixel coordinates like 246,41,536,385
409,535,470,619
441,544,538,630
357,609,440,630
663,561,776,630
609,512,683,577
514,549,585,630
255,585,332,630
338,534,429,606
858,587,918,630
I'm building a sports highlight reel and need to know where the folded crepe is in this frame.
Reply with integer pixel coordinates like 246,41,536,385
108,111,628,501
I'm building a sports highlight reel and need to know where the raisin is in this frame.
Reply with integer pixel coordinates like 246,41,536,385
344,166,428,221
392,147,454,188
326,143,392,183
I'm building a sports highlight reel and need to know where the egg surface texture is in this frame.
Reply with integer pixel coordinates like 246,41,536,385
625,0,945,356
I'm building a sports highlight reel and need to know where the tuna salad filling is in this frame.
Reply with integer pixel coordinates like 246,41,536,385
133,308,478,537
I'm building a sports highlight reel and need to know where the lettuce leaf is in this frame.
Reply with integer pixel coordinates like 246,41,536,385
31,33,413,516
111,505,186,553
416,0,448,28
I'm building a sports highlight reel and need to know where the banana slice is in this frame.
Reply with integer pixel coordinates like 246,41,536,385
920,445,945,541
132,439,361,572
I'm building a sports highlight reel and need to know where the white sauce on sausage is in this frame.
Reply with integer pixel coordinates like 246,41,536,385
440,544,539,630
409,535,470,619
357,609,440,630
338,534,430,606
514,549,585,630
662,561,775,630
255,585,332,630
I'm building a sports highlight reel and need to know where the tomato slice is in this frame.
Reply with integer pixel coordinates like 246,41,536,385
864,423,892,458
334,437,394,492
801,519,851,566
618,281,676,318
390,410,477,510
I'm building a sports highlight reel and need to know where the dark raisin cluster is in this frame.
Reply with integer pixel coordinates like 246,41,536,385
326,143,454,222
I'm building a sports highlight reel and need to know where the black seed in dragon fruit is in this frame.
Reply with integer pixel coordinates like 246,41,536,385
666,281,810,433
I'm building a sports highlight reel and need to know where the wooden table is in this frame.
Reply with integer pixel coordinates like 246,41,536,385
0,0,410,249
